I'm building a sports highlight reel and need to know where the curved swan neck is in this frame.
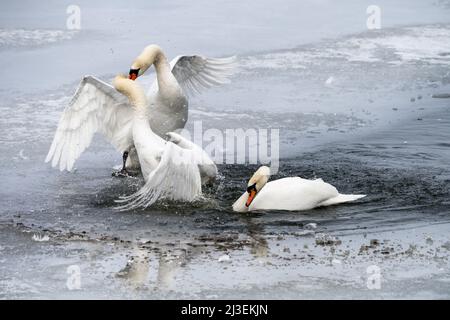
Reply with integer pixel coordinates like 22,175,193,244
148,45,169,73
232,166,271,212
133,45,180,97
133,44,167,71
249,166,271,192
113,75,147,115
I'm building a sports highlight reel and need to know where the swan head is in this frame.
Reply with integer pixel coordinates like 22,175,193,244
113,74,147,108
129,44,163,80
113,74,132,94
245,166,270,207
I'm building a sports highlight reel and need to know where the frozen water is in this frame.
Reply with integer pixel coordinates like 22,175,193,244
0,0,450,299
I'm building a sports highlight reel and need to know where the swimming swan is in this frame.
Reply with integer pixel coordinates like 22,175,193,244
233,166,366,212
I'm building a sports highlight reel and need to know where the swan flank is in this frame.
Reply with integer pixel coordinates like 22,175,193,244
112,75,214,210
232,166,366,212
45,44,236,175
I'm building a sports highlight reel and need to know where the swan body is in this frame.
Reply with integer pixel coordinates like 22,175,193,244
233,166,366,212
113,75,215,209
165,132,217,184
45,44,235,172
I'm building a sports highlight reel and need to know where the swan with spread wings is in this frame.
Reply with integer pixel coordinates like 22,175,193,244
45,44,235,176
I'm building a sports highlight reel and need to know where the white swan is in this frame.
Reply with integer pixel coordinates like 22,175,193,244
112,74,214,210
233,166,366,212
45,44,235,175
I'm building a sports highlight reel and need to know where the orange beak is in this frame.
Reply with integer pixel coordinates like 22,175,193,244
129,73,137,81
246,189,257,207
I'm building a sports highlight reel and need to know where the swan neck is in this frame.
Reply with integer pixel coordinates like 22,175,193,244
113,75,147,114
146,46,180,97
142,45,171,79
151,47,169,72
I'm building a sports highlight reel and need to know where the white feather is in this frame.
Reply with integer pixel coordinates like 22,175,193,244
167,55,237,97
233,169,366,212
115,142,202,210
46,48,236,173
45,76,132,171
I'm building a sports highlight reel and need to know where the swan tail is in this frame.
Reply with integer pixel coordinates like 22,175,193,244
115,142,202,211
319,194,366,207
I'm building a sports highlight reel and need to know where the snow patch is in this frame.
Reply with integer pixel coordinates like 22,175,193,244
0,29,78,49
32,234,50,242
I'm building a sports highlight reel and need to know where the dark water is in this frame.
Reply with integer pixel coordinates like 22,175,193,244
1,101,449,298
4,102,449,240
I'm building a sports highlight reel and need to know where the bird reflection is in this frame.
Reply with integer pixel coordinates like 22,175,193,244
240,215,269,259
116,243,201,291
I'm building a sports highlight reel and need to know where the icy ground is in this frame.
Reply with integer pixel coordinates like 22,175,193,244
0,0,450,299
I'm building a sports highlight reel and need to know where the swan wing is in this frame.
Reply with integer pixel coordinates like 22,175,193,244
45,75,133,171
166,132,218,182
169,55,237,96
115,142,202,210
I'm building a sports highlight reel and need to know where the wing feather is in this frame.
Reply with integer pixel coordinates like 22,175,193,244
45,75,133,171
115,142,202,210
169,55,237,97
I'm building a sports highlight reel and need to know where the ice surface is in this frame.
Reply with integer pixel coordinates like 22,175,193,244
0,29,78,49
0,0,450,299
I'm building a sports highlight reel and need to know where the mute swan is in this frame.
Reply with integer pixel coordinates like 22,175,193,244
113,74,214,210
232,166,366,212
45,44,235,175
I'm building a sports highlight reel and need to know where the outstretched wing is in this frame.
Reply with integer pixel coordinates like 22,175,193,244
169,55,237,96
115,142,202,210
45,75,133,171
